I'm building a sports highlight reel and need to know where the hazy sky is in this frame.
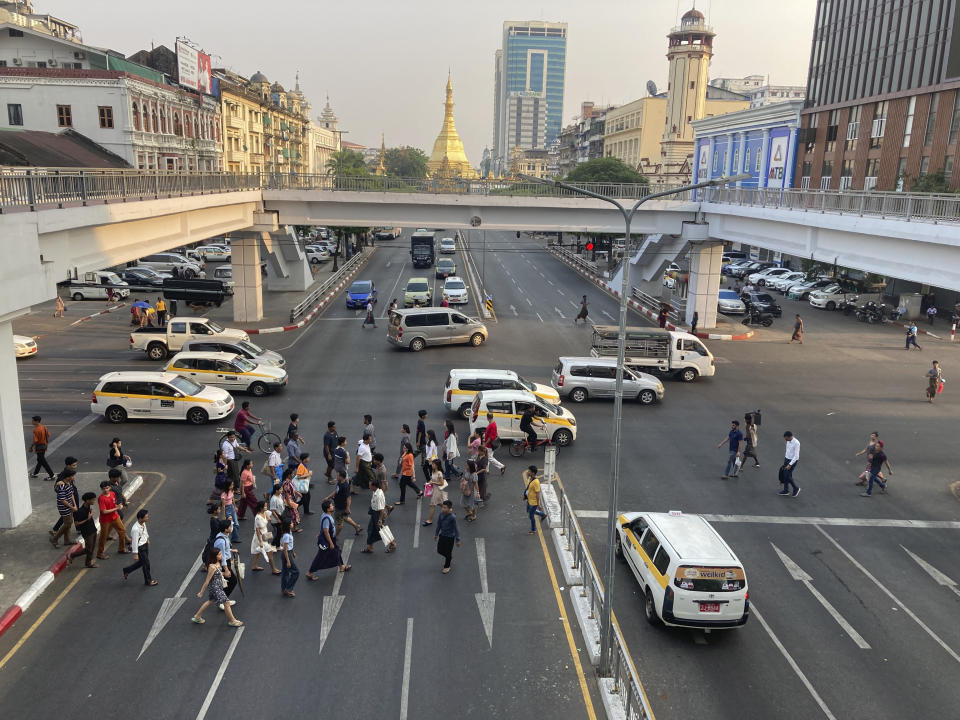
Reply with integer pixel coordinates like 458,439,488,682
60,0,816,164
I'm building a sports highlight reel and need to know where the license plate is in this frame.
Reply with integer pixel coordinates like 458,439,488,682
699,602,720,613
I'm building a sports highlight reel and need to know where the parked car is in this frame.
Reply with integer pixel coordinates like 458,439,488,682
717,289,747,315
722,259,752,275
138,252,203,279
305,246,331,264
120,267,169,288
64,271,130,301
196,245,231,262
435,257,457,278
747,267,792,286
442,276,469,305
769,271,806,293
787,278,834,301
740,291,782,317
808,281,862,311
345,280,377,309
14,334,37,358
730,261,774,279
211,265,234,294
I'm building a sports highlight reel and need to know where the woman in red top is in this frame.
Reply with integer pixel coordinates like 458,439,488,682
96,481,128,558
236,459,259,520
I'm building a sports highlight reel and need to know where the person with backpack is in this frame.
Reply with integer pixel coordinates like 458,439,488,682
305,499,352,580
460,460,479,522
522,465,548,535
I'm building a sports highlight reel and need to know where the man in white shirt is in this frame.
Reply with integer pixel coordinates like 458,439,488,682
777,431,801,497
221,431,248,484
355,434,375,489
362,478,394,553
268,441,284,482
362,300,377,328
122,509,157,586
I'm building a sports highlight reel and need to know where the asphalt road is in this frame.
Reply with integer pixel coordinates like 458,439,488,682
4,230,959,719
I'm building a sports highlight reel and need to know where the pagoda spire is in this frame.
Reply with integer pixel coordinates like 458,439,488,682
376,133,387,176
426,73,478,179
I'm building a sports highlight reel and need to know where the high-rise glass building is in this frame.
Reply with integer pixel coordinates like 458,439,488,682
492,20,567,174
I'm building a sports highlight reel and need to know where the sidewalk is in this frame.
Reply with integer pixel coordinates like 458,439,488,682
0,472,155,636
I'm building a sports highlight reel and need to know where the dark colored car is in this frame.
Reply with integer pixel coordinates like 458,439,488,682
435,258,456,279
730,261,774,279
161,278,226,307
345,280,377,309
740,290,782,317
120,267,169,287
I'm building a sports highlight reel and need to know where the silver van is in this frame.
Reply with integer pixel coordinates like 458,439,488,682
387,308,487,352
552,356,664,405
139,252,203,278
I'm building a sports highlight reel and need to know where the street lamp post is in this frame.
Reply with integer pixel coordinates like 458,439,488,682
520,172,749,676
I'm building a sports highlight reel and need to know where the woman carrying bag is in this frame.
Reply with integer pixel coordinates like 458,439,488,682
306,499,352,579
107,437,132,486
421,459,448,527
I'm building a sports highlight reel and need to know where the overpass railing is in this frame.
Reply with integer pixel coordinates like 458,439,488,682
0,167,261,211
700,185,960,222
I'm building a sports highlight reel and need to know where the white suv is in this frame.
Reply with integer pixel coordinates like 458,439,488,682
442,276,469,305
139,252,203,278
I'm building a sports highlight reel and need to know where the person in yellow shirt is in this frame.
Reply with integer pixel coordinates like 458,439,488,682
295,453,314,516
155,297,167,325
522,465,547,535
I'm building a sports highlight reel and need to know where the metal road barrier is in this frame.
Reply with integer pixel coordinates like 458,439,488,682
551,479,655,720
700,185,960,223
632,287,684,326
552,245,601,277
289,251,364,322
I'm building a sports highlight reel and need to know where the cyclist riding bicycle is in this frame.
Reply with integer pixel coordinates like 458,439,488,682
519,406,545,451
234,401,263,450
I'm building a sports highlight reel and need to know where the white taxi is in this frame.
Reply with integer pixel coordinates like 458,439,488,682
442,276,469,305
14,334,38,358
616,510,749,629
164,351,288,397
91,371,234,425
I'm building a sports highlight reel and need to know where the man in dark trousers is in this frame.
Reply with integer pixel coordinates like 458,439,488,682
123,509,158,586
68,492,99,568
29,415,55,480
416,409,430,485
717,420,743,479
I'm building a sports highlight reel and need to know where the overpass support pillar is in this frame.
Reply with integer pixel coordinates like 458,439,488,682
0,313,32,528
683,223,723,330
229,232,265,323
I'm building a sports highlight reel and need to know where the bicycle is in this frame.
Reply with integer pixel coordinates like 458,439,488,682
216,421,281,454
508,435,559,458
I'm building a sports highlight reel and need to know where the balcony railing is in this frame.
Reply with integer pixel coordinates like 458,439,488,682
0,168,957,224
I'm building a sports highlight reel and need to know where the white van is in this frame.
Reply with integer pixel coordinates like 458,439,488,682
616,511,749,629
591,326,714,382
444,369,560,419
467,389,577,447
64,271,130,301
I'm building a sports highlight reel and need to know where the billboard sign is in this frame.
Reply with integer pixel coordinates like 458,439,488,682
767,135,788,188
176,40,212,95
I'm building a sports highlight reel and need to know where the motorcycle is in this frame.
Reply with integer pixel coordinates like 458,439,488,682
840,295,859,315
742,304,774,327
855,301,883,323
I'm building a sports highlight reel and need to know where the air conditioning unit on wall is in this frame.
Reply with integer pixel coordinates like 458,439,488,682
12,57,22,65
47,59,57,66
74,51,85,60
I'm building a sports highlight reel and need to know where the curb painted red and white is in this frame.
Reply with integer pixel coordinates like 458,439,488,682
548,248,755,341
68,302,128,327
244,250,375,335
0,474,143,640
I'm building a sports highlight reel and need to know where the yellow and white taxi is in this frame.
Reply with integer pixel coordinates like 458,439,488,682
616,511,749,629
164,351,288,397
444,369,560,419
91,371,234,425
14,334,38,358
467,389,576,447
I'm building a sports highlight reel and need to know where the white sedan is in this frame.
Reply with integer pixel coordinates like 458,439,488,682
196,245,231,262
305,245,331,264
14,334,37,358
442,276,469,304
769,271,806,293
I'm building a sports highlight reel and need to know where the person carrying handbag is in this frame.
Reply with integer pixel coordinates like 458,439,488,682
306,500,351,579
421,459,448,527
107,437,132,485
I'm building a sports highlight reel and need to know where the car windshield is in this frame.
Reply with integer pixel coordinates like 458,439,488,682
445,280,465,290
232,356,257,372
408,282,428,292
349,281,371,294
237,339,264,355
821,284,840,293
438,260,454,268
518,376,535,391
718,290,740,300
169,376,203,395
538,400,561,415
756,294,775,303
206,320,225,333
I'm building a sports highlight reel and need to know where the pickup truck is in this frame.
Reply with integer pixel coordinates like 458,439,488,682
130,316,250,360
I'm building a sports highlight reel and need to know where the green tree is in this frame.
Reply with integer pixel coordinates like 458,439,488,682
565,157,649,184
385,146,429,178
909,170,954,193
324,149,369,177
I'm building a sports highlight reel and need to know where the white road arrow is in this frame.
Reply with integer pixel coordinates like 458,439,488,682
771,543,871,649
138,552,202,660
318,538,354,656
474,537,496,649
510,305,518,316
554,307,566,319
901,545,960,598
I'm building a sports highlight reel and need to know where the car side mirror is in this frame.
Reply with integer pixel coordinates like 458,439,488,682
173,392,183,398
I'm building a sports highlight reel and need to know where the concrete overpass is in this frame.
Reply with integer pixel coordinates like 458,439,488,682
0,167,958,527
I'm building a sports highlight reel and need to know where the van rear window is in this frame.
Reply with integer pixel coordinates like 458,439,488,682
674,566,745,592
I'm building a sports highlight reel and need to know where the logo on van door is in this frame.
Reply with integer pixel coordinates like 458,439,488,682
675,566,745,591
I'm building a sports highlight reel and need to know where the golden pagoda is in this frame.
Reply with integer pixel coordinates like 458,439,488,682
375,133,387,176
426,73,479,179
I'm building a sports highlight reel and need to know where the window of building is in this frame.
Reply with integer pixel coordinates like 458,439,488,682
733,149,739,171
870,101,887,148
825,110,839,153
689,81,695,89
159,109,167,134
98,106,113,129
131,102,140,131
821,159,833,181
840,159,854,189
896,157,908,191
944,155,954,182
8,28,23,37
56,105,72,127
151,111,158,133
845,106,860,151
903,96,916,147
950,92,960,145
745,148,751,171
7,103,22,126
173,112,182,136
756,149,761,172
919,156,930,174
0,60,7,67
924,93,939,146
713,150,719,172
